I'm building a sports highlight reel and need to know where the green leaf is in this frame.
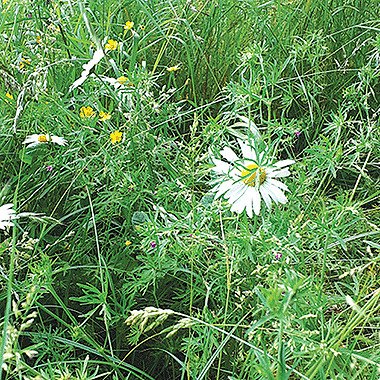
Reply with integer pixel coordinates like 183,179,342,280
19,150,33,164
132,211,150,225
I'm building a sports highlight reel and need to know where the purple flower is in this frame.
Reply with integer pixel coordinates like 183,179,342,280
150,241,157,248
46,165,53,172
295,131,301,137
274,252,282,260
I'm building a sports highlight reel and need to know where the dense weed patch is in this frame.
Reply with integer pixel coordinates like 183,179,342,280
1,0,379,379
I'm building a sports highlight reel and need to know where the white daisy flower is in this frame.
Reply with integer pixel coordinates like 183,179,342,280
211,140,294,217
23,134,67,148
0,203,16,230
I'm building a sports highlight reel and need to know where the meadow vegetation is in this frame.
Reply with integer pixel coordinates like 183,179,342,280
0,0,379,379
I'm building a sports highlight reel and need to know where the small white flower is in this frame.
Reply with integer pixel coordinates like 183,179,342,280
69,48,105,91
23,134,67,148
0,203,16,230
211,140,294,217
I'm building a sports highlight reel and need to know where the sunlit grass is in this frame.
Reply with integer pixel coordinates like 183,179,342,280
0,0,379,379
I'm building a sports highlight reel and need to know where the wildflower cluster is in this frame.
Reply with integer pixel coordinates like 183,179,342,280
79,106,112,122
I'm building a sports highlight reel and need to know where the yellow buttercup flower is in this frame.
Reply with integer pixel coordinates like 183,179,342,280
99,111,111,122
105,39,118,51
125,240,132,246
5,92,13,100
80,106,96,118
19,58,31,70
167,65,180,72
117,76,128,85
110,130,122,144
124,21,134,30
36,35,42,44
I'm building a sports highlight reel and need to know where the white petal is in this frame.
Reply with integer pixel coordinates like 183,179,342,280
264,183,288,204
0,203,16,229
0,203,15,216
245,193,253,218
230,189,249,215
220,147,238,162
235,116,261,138
23,135,39,144
82,49,105,71
229,168,241,181
251,187,261,215
225,182,246,202
238,139,256,161
0,221,13,229
266,178,289,192
274,159,295,168
267,168,291,178
69,76,87,91
212,159,231,174
26,142,40,148
214,180,234,198
259,186,272,210
51,136,67,146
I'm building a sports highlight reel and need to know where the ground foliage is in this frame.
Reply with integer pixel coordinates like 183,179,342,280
0,0,380,379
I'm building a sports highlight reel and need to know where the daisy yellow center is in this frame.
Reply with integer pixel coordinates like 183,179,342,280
38,135,48,143
241,163,266,186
